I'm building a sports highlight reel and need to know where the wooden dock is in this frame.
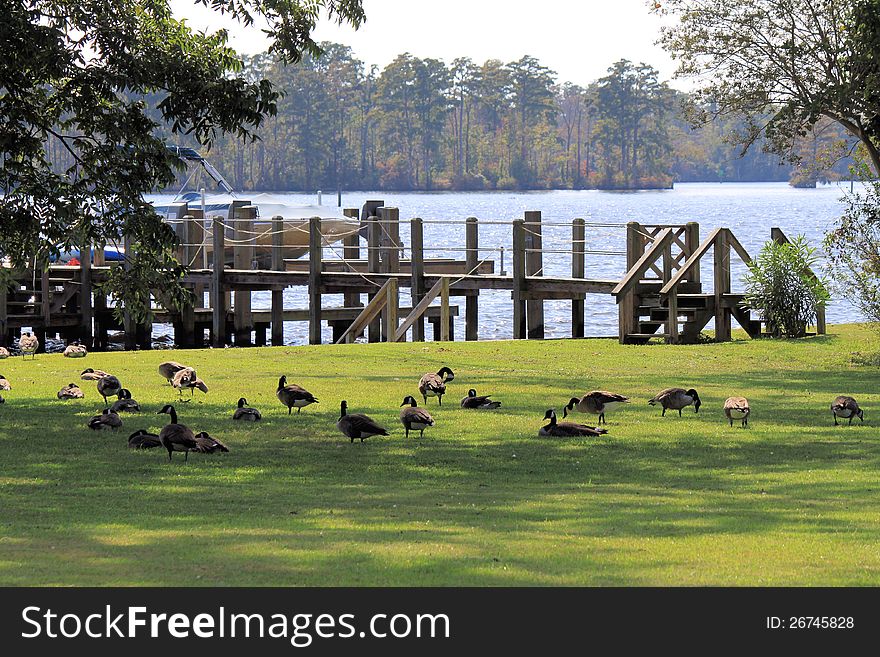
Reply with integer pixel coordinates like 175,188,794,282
0,202,825,351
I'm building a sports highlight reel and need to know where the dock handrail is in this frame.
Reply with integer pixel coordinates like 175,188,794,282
611,228,674,297
659,228,724,296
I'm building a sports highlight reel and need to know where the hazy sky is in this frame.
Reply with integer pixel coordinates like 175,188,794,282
170,0,680,87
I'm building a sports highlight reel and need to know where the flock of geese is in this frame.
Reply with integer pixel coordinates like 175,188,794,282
0,336,869,460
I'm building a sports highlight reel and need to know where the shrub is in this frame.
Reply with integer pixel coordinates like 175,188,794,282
743,236,830,338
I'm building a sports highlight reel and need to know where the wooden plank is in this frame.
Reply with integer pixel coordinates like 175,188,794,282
309,215,322,345
714,229,731,342
385,277,398,342
271,215,285,346
336,279,394,344
659,228,724,296
233,205,255,346
395,277,445,341
342,209,361,310
440,277,450,341
465,216,479,341
512,219,526,339
612,228,674,297
410,217,426,342
725,228,752,265
179,216,195,347
367,216,381,342
524,210,544,339
155,304,459,325
572,218,585,338
211,215,225,347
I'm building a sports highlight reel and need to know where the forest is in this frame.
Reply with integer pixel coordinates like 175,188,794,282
47,44,855,192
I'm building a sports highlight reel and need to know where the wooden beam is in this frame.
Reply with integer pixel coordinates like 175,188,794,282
336,279,394,344
714,229,731,342
309,216,322,345
271,215,285,346
233,205,255,346
612,228,675,297
525,210,544,339
211,216,225,347
395,277,445,342
440,277,450,341
465,216,479,341
659,228,724,296
409,217,425,341
512,219,526,339
572,218,585,338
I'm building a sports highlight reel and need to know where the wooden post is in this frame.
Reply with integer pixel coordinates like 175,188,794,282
714,229,731,342
410,217,426,342
309,216,322,345
685,222,700,285
440,277,450,341
80,242,93,346
385,277,398,342
379,206,401,274
178,215,196,348
211,216,225,348
367,215,381,343
572,218,585,338
343,209,361,310
619,221,643,344
122,233,136,350
271,215,285,347
233,205,255,346
465,216,479,341
667,290,679,344
0,279,6,348
512,219,526,339
524,210,544,339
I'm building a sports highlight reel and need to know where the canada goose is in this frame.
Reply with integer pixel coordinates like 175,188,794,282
0,375,10,391
539,409,607,438
88,408,123,431
128,429,162,449
80,368,110,381
0,347,9,359
649,388,701,416
831,396,864,426
157,404,197,461
57,383,85,400
460,388,501,409
337,400,389,442
418,366,454,406
18,332,38,359
233,397,262,421
564,391,630,424
110,388,141,413
96,374,122,405
399,395,435,438
276,375,318,414
171,367,196,392
724,396,751,428
63,341,88,358
158,361,190,383
193,431,230,454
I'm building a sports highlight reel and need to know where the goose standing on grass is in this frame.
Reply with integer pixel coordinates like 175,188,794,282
159,361,190,383
538,409,608,438
156,404,197,461
276,375,318,414
0,375,10,391
724,397,751,428
399,395,435,439
57,383,85,400
97,374,122,405
19,332,38,359
193,431,230,454
110,389,141,413
81,368,110,381
63,341,88,358
233,397,261,421
337,400,389,442
831,396,864,426
649,388,701,416
565,391,629,425
128,429,162,450
88,408,123,431
460,388,501,409
0,347,9,359
418,367,455,406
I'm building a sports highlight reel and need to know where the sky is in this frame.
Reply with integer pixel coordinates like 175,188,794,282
169,0,681,88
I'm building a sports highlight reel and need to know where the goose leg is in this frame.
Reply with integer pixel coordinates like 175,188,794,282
405,427,410,439
422,394,427,406
849,416,853,426
438,396,442,406
661,408,666,417
729,418,733,427
833,413,838,426
167,449,173,461
678,408,682,417
420,429,425,438
288,406,292,415
185,450,189,462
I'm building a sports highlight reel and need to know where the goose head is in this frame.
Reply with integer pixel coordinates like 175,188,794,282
237,397,248,408
543,409,557,424
687,389,701,413
438,367,455,382
401,395,418,407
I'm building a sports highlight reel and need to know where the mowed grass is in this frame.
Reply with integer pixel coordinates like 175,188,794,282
1,325,880,586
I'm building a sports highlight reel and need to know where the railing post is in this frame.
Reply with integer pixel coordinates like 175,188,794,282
685,222,700,285
309,216,323,345
80,242,93,347
714,229,731,342
211,215,226,347
410,217,426,342
440,277,450,342
179,215,196,348
572,218,585,338
524,210,544,339
667,289,679,344
465,216,479,341
512,219,526,339
385,277,398,342
271,215,285,347
619,221,642,343
367,215,381,342
343,209,361,311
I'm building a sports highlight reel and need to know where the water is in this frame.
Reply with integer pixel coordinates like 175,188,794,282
148,182,861,345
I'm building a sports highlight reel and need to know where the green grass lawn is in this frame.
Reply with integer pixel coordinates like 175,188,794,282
1,325,879,586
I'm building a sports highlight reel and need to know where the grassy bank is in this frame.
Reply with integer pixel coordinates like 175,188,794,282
1,325,879,586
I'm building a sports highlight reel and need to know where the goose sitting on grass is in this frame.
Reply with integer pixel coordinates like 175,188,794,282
460,388,501,409
193,431,230,454
63,341,88,358
233,397,261,421
110,389,141,413
88,409,123,431
128,429,162,450
81,368,110,381
538,409,607,438
648,388,701,417
276,375,318,414
399,395,435,439
337,401,389,443
565,391,629,425
831,396,864,426
418,366,455,406
0,375,10,391
57,383,85,400
157,404,197,461
724,397,751,428
0,347,9,359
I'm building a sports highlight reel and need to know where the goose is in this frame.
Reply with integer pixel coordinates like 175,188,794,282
0,394,4,404
276,375,318,414
18,332,38,359
128,429,162,450
96,374,122,405
57,383,85,400
156,404,197,461
538,409,607,438
80,368,110,381
565,391,630,424
0,347,9,359
724,397,751,428
399,395,435,439
193,431,230,454
831,396,864,426
63,341,88,358
0,375,10,391
337,400,389,442
110,388,141,413
460,388,501,409
158,361,190,383
232,397,262,421
649,388,701,416
171,367,197,392
88,408,123,431
418,366,454,406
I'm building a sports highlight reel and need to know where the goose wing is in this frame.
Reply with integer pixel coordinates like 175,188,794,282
401,406,435,426
724,397,750,412
419,373,445,395
589,390,629,404
194,433,229,453
346,413,389,436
